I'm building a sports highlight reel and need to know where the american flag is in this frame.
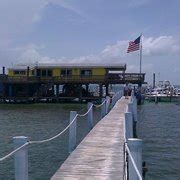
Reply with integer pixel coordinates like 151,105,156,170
127,36,141,53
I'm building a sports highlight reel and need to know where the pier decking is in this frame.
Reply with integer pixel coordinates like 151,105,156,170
52,97,130,179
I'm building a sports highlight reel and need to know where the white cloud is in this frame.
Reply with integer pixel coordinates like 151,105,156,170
143,36,180,56
17,35,180,65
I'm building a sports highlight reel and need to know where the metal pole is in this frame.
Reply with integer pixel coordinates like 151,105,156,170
140,34,142,74
68,111,77,153
128,138,143,180
13,136,28,180
87,102,93,130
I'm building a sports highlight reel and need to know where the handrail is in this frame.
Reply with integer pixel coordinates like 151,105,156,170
29,114,78,144
125,144,143,180
77,104,93,117
0,142,29,162
93,99,106,108
0,97,109,162
0,90,123,163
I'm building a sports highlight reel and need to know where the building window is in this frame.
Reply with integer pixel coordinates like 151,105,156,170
41,70,46,77
47,70,52,77
31,70,34,75
81,70,92,76
61,69,72,77
14,70,26,75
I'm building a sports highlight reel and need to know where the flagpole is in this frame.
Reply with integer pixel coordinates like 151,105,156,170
140,34,142,74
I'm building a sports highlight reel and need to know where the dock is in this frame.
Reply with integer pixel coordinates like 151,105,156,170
0,92,143,180
51,97,129,179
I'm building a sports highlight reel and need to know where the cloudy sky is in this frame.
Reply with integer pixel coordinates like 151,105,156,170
0,0,180,84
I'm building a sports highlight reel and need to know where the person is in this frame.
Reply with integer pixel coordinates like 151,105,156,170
124,82,130,99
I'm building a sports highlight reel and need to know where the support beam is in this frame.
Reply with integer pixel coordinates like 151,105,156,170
99,84,103,98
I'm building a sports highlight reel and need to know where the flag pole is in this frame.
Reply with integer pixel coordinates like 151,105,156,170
140,34,142,74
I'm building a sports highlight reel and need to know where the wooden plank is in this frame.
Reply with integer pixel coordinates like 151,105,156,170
51,97,130,180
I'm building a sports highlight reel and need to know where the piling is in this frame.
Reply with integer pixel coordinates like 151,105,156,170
68,111,77,153
101,98,106,118
13,136,28,180
127,138,142,180
105,96,110,114
125,112,133,140
87,102,93,130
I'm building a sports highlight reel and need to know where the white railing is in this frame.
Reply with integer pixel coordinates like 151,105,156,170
0,90,123,180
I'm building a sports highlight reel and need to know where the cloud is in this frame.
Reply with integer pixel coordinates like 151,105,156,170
143,36,180,56
17,35,180,65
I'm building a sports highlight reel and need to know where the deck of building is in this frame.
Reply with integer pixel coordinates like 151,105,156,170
51,97,129,179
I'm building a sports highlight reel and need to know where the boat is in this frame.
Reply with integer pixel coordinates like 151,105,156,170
145,80,180,102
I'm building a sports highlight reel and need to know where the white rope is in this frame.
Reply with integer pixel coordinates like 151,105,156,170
93,99,106,108
0,142,29,162
0,98,110,161
125,144,143,180
78,104,93,117
29,114,78,144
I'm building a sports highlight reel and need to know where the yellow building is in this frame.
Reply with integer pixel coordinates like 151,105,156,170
8,63,126,81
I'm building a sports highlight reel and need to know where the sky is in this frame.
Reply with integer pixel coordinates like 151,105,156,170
0,0,180,84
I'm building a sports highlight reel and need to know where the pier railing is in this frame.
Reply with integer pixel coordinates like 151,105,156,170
0,90,123,179
124,91,143,180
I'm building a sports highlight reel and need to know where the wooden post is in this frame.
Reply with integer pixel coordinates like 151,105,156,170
56,84,59,96
111,95,116,107
155,96,158,104
133,97,138,122
69,111,77,153
125,112,133,140
2,66,5,75
99,84,103,98
101,98,106,118
9,84,12,97
128,138,142,180
87,102,93,130
105,96,110,114
105,84,109,96
13,136,28,180
27,66,30,79
128,102,133,115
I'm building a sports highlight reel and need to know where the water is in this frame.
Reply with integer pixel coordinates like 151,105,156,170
0,101,180,179
137,102,180,180
0,103,101,179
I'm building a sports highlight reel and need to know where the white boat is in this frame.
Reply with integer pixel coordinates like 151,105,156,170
145,80,180,102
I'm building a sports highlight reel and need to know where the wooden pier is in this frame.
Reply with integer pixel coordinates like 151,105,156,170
51,97,130,179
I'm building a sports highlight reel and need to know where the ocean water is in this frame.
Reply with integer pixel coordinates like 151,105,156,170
0,103,101,179
0,101,179,179
137,102,180,180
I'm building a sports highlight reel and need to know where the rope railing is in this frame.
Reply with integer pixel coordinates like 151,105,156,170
125,144,143,180
0,90,124,180
93,99,106,108
0,97,109,162
30,114,78,144
0,142,29,162
78,104,93,117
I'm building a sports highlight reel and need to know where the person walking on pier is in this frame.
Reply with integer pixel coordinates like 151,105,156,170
124,82,131,99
